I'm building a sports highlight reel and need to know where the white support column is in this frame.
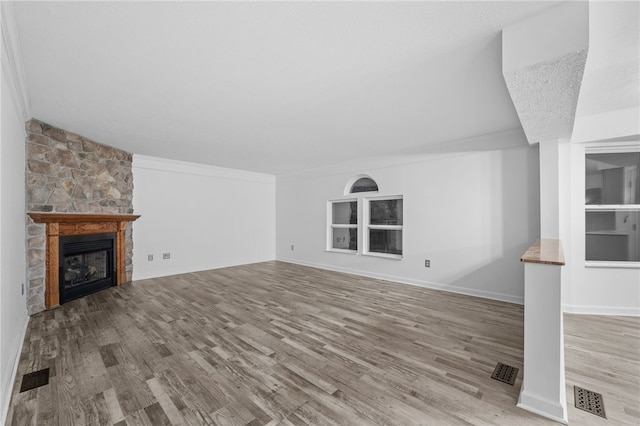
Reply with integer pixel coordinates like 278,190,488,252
519,240,567,424
502,2,589,423
539,140,561,239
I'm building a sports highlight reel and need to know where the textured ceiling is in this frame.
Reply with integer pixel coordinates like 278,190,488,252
504,49,588,143
13,1,561,175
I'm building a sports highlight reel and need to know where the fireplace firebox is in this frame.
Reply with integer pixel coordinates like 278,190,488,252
59,233,116,303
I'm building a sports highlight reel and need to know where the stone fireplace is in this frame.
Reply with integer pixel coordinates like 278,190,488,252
26,119,136,314
28,213,139,308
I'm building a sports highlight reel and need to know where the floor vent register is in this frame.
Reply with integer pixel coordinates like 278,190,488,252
19,368,50,393
574,386,606,419
491,362,519,386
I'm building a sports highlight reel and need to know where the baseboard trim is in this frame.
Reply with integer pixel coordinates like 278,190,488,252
132,258,277,281
278,258,524,305
517,390,568,425
0,314,29,425
562,304,640,317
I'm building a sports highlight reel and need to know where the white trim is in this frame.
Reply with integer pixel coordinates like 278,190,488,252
563,304,640,317
325,248,357,255
0,316,29,425
367,225,403,230
584,141,640,153
585,205,640,211
327,197,358,203
132,154,275,184
366,194,404,202
1,1,31,121
278,258,524,305
131,258,273,282
585,261,640,269
277,127,528,183
361,251,403,260
516,391,568,425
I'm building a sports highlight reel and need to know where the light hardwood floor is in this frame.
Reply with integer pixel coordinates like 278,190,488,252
6,261,640,425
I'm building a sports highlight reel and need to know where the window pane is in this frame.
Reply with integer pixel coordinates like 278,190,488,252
586,210,640,261
369,229,402,255
586,153,640,204
370,199,403,225
350,177,378,193
332,201,357,225
332,228,357,250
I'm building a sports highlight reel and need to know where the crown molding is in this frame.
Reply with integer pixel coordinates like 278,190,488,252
133,154,276,184
277,127,529,183
1,2,30,121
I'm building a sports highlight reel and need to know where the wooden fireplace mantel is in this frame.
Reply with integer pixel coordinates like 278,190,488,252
28,213,141,308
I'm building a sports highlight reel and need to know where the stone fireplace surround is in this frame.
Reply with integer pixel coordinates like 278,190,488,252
25,119,135,314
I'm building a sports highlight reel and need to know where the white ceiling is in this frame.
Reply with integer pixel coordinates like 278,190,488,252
13,1,561,175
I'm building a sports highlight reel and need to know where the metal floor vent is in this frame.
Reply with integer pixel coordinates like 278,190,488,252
575,386,606,418
19,368,50,392
491,362,519,385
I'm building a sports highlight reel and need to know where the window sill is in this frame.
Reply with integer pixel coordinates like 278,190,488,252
363,252,403,260
585,261,640,269
326,249,358,255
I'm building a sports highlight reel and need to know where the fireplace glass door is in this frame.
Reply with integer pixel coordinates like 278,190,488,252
59,233,116,303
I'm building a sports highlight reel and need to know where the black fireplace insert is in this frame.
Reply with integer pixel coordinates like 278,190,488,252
59,233,116,303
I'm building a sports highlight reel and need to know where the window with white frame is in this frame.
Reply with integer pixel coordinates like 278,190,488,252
365,196,403,256
327,176,403,258
328,200,358,252
585,149,640,264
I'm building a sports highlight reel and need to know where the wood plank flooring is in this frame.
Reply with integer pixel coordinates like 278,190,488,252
6,261,640,425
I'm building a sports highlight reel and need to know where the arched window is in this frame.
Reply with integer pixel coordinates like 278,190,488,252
349,177,378,194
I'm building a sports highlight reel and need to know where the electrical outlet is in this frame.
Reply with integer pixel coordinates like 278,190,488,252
291,245,294,251
163,253,170,259
148,254,154,261
424,259,431,268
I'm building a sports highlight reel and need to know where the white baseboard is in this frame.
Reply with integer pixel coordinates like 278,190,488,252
132,257,276,281
1,314,30,425
563,304,640,317
517,390,568,425
278,258,524,305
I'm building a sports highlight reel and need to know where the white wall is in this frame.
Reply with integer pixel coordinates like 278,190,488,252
132,155,276,280
0,3,29,423
563,1,640,316
276,139,540,304
562,143,640,316
573,1,640,143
